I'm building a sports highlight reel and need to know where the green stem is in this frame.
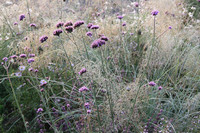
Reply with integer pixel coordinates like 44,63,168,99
6,68,29,133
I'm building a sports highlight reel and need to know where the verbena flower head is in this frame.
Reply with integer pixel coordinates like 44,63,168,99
29,67,33,71
15,72,22,77
2,57,8,62
152,10,159,16
168,26,172,29
65,26,73,33
53,29,63,36
79,68,87,75
86,32,92,37
135,2,139,7
19,14,25,21
40,35,48,43
64,21,73,27
158,86,163,90
30,23,37,28
87,23,93,29
34,69,39,73
91,39,106,48
19,66,26,71
28,58,35,63
56,22,64,28
84,102,90,108
149,81,156,86
122,22,126,26
117,15,123,19
19,54,27,58
90,25,99,29
87,110,91,114
40,79,47,86
14,22,18,25
37,108,43,113
100,36,109,41
10,55,18,59
73,20,84,29
29,54,35,57
79,86,89,92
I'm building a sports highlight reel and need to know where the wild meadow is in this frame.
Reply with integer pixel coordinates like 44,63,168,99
0,0,199,132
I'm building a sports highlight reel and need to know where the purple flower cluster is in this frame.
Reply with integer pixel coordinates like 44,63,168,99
37,108,43,113
73,20,84,29
3,57,8,62
87,23,93,29
64,21,73,27
14,22,18,25
117,15,123,19
90,25,99,30
28,58,35,63
78,68,87,75
53,29,63,36
29,54,35,57
91,39,106,48
30,23,37,28
65,26,73,33
10,55,18,59
56,22,64,28
19,54,27,58
135,2,139,7
152,10,159,16
100,35,109,41
122,22,126,26
148,81,156,86
86,32,92,37
79,86,89,92
19,14,25,21
40,35,48,43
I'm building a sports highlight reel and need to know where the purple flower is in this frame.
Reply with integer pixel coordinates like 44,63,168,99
79,86,89,92
117,15,123,19
19,54,27,58
65,26,73,33
122,22,126,26
87,23,93,29
37,108,44,113
158,86,163,90
149,81,156,86
34,69,39,73
14,22,18,25
135,2,139,7
152,10,159,16
86,32,92,37
2,57,8,62
87,110,91,114
15,72,22,77
40,79,47,86
19,14,25,21
29,54,35,57
64,21,73,27
53,29,63,36
30,23,37,28
67,104,70,108
84,102,90,108
73,20,84,29
40,35,48,43
90,25,99,29
91,39,106,48
100,36,109,41
198,0,200,2
56,22,64,28
29,67,33,71
28,58,35,63
10,55,18,59
79,68,87,75
168,26,172,29
19,66,26,71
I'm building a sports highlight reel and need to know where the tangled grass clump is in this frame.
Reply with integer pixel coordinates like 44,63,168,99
0,0,199,132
